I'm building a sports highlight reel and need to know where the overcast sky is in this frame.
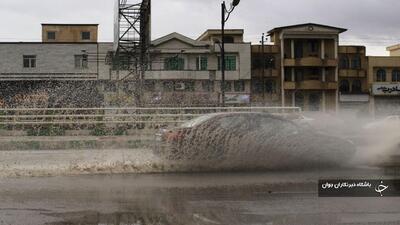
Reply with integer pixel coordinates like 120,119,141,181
0,0,399,56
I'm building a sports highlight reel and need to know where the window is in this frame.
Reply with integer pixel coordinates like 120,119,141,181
339,80,350,93
309,40,319,53
23,55,36,68
223,36,234,43
222,81,232,92
376,69,387,82
218,56,237,71
294,40,303,58
196,56,208,71
81,32,91,40
202,81,214,92
352,79,362,93
234,80,245,92
74,54,88,69
47,31,56,40
295,69,304,82
284,68,292,82
339,56,349,69
351,57,361,69
164,57,185,71
265,80,277,94
392,70,400,82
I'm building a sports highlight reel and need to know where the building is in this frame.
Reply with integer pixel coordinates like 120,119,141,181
0,24,114,108
387,44,400,57
337,45,370,114
252,23,347,112
0,22,398,114
251,44,281,106
368,56,400,116
42,24,99,43
0,25,251,108
251,23,398,116
137,29,251,106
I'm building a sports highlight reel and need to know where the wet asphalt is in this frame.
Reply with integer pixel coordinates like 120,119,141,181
1,168,400,225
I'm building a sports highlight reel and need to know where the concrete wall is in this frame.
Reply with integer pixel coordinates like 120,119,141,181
42,25,98,43
0,43,114,80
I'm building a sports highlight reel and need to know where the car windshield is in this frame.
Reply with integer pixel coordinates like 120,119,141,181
180,114,217,128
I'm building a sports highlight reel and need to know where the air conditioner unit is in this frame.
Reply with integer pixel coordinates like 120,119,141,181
175,82,186,91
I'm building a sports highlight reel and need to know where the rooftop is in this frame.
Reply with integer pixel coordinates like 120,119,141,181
41,24,99,26
387,44,400,51
267,23,347,35
197,29,244,41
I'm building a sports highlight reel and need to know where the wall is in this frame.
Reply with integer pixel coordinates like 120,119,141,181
42,25,98,43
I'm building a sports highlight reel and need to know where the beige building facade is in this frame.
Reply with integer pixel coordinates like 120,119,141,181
42,24,98,43
252,23,399,116
368,56,400,116
136,29,252,106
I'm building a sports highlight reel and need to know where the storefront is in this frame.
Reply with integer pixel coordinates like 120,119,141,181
372,83,400,117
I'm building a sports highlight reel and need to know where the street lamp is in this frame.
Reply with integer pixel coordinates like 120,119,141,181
220,0,240,107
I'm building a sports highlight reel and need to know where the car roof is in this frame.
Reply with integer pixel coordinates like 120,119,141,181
198,112,289,121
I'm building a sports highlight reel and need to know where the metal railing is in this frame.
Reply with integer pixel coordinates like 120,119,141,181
0,107,301,126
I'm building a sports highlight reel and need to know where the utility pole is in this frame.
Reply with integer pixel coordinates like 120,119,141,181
261,33,266,103
220,0,240,107
221,1,226,107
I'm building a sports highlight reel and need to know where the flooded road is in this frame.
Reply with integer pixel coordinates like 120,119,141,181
1,168,400,225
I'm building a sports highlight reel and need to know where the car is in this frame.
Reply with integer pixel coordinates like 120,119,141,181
154,112,356,170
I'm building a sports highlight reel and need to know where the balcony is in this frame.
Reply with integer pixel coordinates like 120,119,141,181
284,80,338,90
339,69,366,78
251,68,279,77
284,57,338,67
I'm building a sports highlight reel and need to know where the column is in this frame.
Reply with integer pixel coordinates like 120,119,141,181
291,39,295,59
334,38,339,113
281,36,285,107
321,40,325,59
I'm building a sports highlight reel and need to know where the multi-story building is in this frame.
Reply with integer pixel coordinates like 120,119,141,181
251,23,398,116
138,29,251,106
0,22,398,115
0,25,251,108
337,46,370,114
0,24,120,108
368,54,400,116
252,23,346,112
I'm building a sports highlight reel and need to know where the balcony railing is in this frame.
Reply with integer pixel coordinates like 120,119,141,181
339,69,366,77
284,80,338,90
284,57,338,67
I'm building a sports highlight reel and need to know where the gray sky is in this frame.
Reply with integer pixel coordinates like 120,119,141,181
0,0,399,56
